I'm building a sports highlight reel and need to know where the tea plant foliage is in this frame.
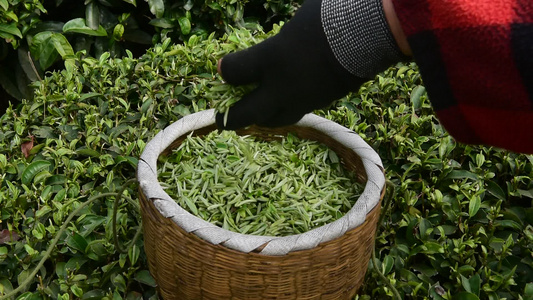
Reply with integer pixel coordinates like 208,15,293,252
0,0,301,103
323,67,533,299
0,25,531,299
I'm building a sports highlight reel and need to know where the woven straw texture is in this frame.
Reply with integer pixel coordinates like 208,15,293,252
140,191,382,300
138,110,385,299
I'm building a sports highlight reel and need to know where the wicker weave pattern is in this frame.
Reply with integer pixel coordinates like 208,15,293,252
140,190,382,299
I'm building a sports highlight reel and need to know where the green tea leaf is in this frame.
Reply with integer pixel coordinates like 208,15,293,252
76,148,101,157
0,0,8,11
517,188,533,199
208,2,222,11
410,85,425,110
147,0,164,18
85,2,100,30
21,160,52,186
178,16,191,35
397,65,410,76
149,18,174,29
493,219,522,230
183,196,198,215
113,24,125,41
65,257,89,271
66,233,88,253
141,98,153,114
0,278,13,294
468,195,481,217
50,33,74,58
445,170,478,181
81,289,106,300
0,24,22,39
24,244,38,256
382,255,394,275
32,21,64,33
468,274,481,296
0,246,7,261
112,273,127,292
486,180,506,200
134,270,157,287
525,283,533,299
128,244,140,265
71,284,84,298
453,292,479,300
63,18,107,36
422,241,444,254
31,223,46,240
32,32,59,70
79,215,106,237
461,274,481,296
79,92,102,101
4,11,17,23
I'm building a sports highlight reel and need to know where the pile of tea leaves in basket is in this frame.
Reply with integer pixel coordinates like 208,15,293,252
158,130,364,236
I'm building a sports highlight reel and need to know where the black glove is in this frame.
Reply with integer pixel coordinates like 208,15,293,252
216,0,408,129
215,0,364,129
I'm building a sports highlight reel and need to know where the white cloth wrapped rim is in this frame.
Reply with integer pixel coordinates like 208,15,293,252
137,109,385,256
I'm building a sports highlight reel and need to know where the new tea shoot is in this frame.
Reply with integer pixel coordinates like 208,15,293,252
158,130,364,237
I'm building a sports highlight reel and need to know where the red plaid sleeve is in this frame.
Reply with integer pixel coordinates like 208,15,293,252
392,0,533,154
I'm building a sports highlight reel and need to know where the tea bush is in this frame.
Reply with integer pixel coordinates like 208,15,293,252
0,0,301,106
323,67,533,299
0,25,532,299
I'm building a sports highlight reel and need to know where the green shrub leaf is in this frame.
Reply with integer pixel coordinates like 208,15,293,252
453,292,480,300
21,160,52,186
134,270,157,287
31,31,60,70
445,170,479,181
85,2,100,30
113,24,125,41
32,21,64,33
128,245,140,265
468,195,481,217
147,0,164,18
486,180,506,200
0,0,8,11
178,16,191,35
63,18,107,36
80,289,106,299
50,33,74,58
525,283,533,298
66,233,89,253
0,24,22,39
461,274,481,296
149,18,174,28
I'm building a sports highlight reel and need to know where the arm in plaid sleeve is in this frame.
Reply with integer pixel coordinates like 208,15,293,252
217,0,532,154
390,0,533,153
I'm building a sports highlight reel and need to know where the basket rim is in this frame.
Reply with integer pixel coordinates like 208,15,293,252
137,109,385,255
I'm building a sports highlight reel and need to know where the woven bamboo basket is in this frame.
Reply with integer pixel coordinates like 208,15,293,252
137,109,385,300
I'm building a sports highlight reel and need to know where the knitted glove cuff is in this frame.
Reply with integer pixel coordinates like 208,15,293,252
321,0,406,79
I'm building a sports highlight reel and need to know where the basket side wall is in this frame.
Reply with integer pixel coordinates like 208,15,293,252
140,190,381,300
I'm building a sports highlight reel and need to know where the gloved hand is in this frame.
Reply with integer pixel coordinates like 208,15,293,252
215,0,364,129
